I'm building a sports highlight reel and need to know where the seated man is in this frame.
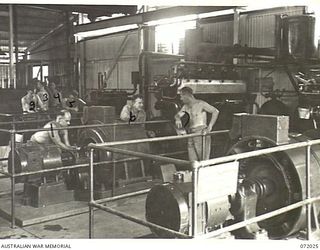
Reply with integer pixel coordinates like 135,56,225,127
48,81,62,110
21,87,44,113
36,81,49,111
62,90,86,113
30,110,77,152
120,94,146,123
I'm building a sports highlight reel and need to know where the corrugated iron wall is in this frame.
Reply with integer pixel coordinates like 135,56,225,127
80,30,139,92
239,6,305,48
200,6,305,47
27,28,72,90
0,64,14,88
202,20,234,45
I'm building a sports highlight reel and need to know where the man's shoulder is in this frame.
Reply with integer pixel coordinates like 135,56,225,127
121,104,131,111
197,99,219,110
44,121,58,128
197,99,208,106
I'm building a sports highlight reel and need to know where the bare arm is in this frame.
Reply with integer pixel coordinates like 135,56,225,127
35,94,45,111
62,130,71,146
202,101,219,131
21,98,29,112
120,105,130,122
174,105,186,129
49,124,73,150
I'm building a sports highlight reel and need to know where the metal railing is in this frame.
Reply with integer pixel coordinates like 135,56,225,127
87,130,228,238
88,133,320,240
0,115,186,228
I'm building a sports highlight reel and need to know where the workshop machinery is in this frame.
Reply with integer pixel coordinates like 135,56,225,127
146,114,320,239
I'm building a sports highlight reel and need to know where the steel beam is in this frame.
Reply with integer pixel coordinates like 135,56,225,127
0,31,43,41
0,40,32,46
0,24,50,34
26,15,76,52
74,6,237,34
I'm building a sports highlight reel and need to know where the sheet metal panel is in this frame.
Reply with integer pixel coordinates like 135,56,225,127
84,31,139,61
202,20,233,45
83,31,139,91
200,6,305,47
240,6,305,48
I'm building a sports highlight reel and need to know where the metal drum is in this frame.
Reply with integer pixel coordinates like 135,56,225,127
8,142,62,174
145,183,189,237
228,134,320,238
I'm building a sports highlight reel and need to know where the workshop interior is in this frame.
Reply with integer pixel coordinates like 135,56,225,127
0,4,320,240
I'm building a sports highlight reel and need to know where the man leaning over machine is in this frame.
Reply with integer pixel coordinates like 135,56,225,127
175,87,219,161
30,110,78,152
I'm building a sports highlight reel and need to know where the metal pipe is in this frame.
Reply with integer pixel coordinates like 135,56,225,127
0,113,14,117
89,149,94,203
91,202,191,239
8,4,14,88
112,125,116,197
192,161,201,237
0,117,81,127
89,148,94,239
15,119,171,133
0,170,12,177
89,130,229,148
197,196,320,239
306,145,312,240
0,128,13,132
12,150,187,177
201,132,205,161
90,146,190,167
200,139,320,168
95,188,150,204
10,130,15,228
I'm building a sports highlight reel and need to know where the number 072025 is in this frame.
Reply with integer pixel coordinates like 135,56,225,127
300,244,319,248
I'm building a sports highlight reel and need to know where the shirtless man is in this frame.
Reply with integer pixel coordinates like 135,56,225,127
21,87,44,113
30,110,77,151
175,87,219,161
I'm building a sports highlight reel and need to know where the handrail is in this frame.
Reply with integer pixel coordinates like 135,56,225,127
15,119,171,133
89,129,229,148
92,146,190,167
198,196,320,239
88,132,320,239
199,138,320,168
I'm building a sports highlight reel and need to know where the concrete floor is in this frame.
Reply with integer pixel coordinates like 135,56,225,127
0,194,153,239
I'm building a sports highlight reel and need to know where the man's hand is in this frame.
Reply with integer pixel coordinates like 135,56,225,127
68,145,80,151
202,126,212,135
175,119,183,129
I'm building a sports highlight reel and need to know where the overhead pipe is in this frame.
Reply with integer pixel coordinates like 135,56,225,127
8,4,14,88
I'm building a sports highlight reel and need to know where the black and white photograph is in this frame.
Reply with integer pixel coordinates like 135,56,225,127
0,0,320,248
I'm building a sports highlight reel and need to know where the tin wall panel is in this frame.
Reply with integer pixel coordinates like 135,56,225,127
85,31,139,61
83,30,139,91
240,6,305,48
202,21,233,45
200,6,305,47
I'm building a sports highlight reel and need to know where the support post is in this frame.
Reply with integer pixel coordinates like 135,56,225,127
8,4,14,88
192,161,200,237
10,129,16,228
306,144,312,240
89,148,94,238
233,8,240,65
